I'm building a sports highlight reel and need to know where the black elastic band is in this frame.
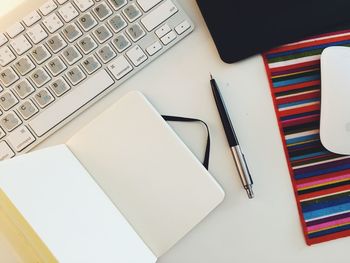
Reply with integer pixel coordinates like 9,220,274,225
162,115,211,170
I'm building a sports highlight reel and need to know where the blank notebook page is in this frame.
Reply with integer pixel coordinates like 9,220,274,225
0,145,156,263
66,91,225,257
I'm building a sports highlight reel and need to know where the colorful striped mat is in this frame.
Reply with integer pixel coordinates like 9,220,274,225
263,30,350,245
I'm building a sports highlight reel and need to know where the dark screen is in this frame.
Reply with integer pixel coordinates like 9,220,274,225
197,0,350,63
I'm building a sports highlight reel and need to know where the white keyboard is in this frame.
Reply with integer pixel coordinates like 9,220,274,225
0,0,193,160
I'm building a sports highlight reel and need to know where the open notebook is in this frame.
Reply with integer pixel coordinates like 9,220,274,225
0,91,225,262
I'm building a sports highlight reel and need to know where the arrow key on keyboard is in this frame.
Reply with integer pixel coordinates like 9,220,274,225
161,31,176,45
175,20,191,35
146,41,162,56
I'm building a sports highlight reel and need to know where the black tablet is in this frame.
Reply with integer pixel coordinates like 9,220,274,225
197,0,350,63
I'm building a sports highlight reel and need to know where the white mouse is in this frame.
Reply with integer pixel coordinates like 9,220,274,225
320,46,350,155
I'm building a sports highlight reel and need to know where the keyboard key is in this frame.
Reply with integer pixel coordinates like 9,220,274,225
14,56,35,76
97,44,116,63
23,11,41,27
10,35,32,55
6,22,25,38
94,2,113,21
74,0,94,12
0,34,8,47
7,126,36,152
50,78,70,97
13,80,35,99
47,34,67,53
141,0,178,31
46,57,67,76
123,4,142,22
0,91,19,111
175,20,191,35
40,0,58,16
78,35,97,54
0,141,15,160
18,101,38,120
1,112,22,132
29,70,114,137
63,23,83,42
126,23,146,42
30,68,51,88
108,0,127,10
59,3,79,22
146,41,162,56
112,33,131,52
161,30,176,45
27,24,48,44
34,88,54,108
0,0,193,160
81,55,101,74
126,45,147,66
108,56,133,80
0,68,19,87
66,66,86,85
155,24,171,38
137,0,162,12
43,13,64,33
0,46,16,66
93,25,112,43
109,14,127,33
62,46,82,65
0,127,5,139
30,45,51,64
78,13,97,31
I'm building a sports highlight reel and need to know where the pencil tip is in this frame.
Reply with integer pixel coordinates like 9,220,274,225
210,73,213,79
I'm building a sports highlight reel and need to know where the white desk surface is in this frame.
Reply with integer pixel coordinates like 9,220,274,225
23,0,350,262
